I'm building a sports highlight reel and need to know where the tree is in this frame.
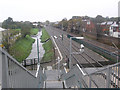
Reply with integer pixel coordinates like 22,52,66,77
21,23,31,37
2,17,13,29
95,15,105,23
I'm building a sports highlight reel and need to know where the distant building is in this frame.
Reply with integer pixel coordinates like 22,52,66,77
0,27,7,45
109,22,119,38
82,20,95,32
100,21,114,35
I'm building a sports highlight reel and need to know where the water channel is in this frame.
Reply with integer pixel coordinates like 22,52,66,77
27,30,45,60
26,30,45,74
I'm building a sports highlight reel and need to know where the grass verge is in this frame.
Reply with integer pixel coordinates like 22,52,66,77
41,28,50,42
9,35,35,62
41,28,54,62
30,28,39,35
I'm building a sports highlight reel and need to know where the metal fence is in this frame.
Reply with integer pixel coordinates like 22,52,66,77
61,63,120,88
1,47,46,88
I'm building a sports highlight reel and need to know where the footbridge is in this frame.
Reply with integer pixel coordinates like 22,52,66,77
0,47,120,89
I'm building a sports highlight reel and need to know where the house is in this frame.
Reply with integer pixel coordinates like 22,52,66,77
0,27,7,47
82,20,95,32
101,21,114,32
109,22,119,38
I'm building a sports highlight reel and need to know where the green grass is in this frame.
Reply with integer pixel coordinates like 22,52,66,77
30,28,39,35
41,28,54,62
9,35,35,62
41,28,50,42
13,29,21,31
42,40,54,62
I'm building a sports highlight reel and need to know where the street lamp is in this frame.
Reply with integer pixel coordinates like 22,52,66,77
69,37,84,69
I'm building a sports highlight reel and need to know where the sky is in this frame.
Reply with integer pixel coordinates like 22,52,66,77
0,0,120,22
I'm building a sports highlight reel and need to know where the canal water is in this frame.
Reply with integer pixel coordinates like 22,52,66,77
25,30,45,75
27,30,45,61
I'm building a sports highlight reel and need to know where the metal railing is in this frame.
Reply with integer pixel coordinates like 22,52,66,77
61,63,120,88
1,47,46,88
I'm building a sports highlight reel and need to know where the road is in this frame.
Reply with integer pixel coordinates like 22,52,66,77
45,26,110,69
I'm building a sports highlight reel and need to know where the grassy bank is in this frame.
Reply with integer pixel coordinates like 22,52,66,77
41,28,50,42
30,28,39,35
9,35,35,62
41,28,54,62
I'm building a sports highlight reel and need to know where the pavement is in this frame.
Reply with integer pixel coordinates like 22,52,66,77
45,66,63,88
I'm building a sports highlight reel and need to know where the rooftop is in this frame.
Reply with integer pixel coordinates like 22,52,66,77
0,27,6,31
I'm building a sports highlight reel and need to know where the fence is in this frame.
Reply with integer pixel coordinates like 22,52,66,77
67,34,120,63
0,47,46,88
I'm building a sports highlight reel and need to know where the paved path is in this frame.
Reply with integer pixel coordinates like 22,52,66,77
45,66,63,88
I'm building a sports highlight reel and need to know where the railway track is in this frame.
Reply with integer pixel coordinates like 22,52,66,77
46,26,115,68
67,34,120,63
56,35,107,68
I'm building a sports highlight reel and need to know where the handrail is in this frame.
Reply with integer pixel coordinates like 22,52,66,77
61,63,120,88
61,64,88,88
85,62,120,76
1,48,36,77
1,47,46,88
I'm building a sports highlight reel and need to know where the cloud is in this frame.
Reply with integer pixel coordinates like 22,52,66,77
0,0,119,22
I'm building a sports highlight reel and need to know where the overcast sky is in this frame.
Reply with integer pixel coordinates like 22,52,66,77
0,0,120,22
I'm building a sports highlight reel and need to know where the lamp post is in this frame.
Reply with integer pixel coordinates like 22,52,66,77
69,37,84,69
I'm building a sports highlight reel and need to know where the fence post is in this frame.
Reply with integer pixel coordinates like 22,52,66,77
106,67,112,88
2,54,9,88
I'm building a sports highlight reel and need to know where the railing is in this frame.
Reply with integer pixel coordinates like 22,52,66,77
84,62,120,88
61,63,120,88
22,58,38,67
61,64,88,88
0,47,46,88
